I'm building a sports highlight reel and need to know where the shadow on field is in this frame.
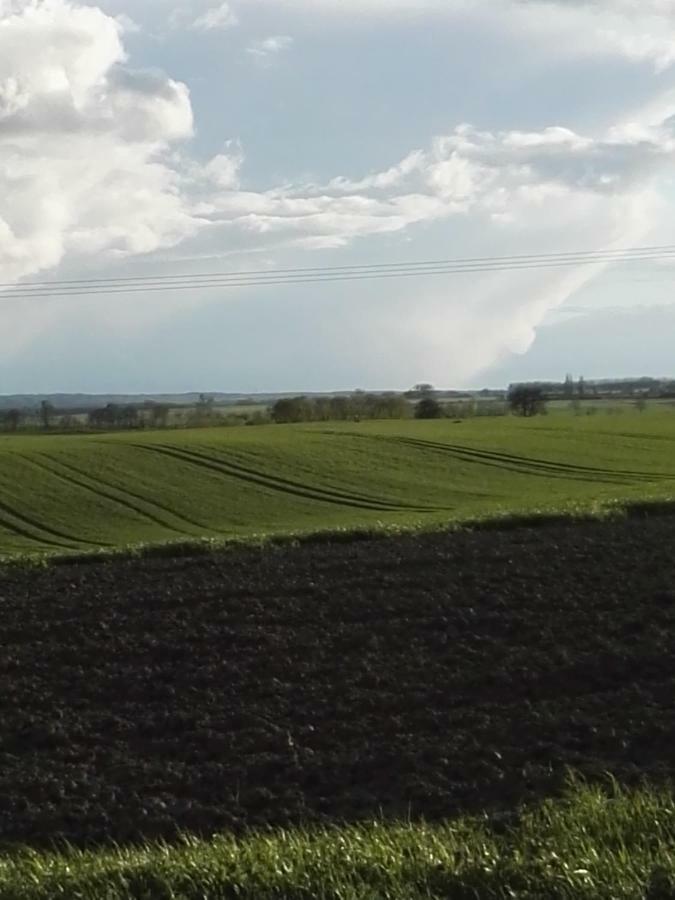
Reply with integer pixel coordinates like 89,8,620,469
2,513,675,848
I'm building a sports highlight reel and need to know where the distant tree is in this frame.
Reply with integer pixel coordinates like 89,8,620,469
271,397,313,424
148,403,170,429
40,400,55,430
414,397,443,419
329,396,351,420
376,393,409,419
197,393,215,418
88,406,111,428
404,382,436,400
635,397,648,413
578,375,586,399
190,393,216,426
3,408,21,432
508,385,547,417
119,405,139,428
563,373,574,398
313,397,332,421
88,403,129,429
269,393,412,424
350,390,368,421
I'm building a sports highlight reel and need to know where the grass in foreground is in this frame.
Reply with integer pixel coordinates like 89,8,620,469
2,781,675,899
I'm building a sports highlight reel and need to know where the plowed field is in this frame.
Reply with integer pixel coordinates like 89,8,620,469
2,512,675,847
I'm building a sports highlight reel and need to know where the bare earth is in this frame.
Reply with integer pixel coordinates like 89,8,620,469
1,515,675,847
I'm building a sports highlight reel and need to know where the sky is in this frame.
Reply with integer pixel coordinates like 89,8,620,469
4,1,675,392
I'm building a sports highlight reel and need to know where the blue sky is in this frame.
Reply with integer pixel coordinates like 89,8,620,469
3,0,675,392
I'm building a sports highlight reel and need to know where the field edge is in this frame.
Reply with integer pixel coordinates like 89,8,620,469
4,492,675,570
1,779,674,900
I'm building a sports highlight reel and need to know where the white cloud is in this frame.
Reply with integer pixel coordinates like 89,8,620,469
325,151,426,194
190,2,237,31
246,35,293,61
4,0,675,384
196,140,243,188
177,114,673,382
533,1,675,71
234,0,675,70
104,0,675,70
188,117,675,249
0,0,196,295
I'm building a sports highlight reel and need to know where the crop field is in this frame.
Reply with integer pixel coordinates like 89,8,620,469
4,412,675,897
2,411,675,558
2,512,675,896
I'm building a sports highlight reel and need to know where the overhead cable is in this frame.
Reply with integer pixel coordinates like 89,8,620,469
2,243,675,300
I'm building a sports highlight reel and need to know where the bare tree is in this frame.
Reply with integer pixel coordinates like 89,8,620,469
148,403,171,428
3,408,21,432
40,400,55,430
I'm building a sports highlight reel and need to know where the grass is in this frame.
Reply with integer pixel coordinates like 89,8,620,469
0,781,674,899
3,411,675,558
4,412,675,896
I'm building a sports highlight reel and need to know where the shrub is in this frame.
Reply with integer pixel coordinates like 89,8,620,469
414,397,443,419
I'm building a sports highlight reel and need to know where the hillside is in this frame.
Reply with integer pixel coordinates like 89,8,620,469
2,413,675,558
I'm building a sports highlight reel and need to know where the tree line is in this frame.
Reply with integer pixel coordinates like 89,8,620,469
270,393,409,423
0,395,265,433
271,390,509,423
0,385,548,433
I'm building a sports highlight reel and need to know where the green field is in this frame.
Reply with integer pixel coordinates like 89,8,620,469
2,410,675,558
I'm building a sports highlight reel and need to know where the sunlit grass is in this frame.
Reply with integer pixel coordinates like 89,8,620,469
1,781,674,899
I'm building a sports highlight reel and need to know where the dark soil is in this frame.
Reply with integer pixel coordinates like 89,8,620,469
2,515,675,848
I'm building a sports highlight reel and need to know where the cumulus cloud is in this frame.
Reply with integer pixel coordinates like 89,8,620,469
3,0,675,384
177,115,671,382
246,35,293,62
19,0,672,285
189,118,675,249
0,0,197,290
197,141,243,189
190,2,237,31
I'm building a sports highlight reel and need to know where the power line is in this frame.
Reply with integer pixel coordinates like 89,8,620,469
5,243,675,288
2,243,675,300
4,242,675,288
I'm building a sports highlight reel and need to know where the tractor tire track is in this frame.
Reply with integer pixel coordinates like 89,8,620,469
0,476,86,549
189,444,445,513
132,443,435,513
0,507,75,550
37,453,212,534
136,442,401,512
27,454,207,539
397,436,675,481
160,444,402,510
326,431,646,485
393,437,637,485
